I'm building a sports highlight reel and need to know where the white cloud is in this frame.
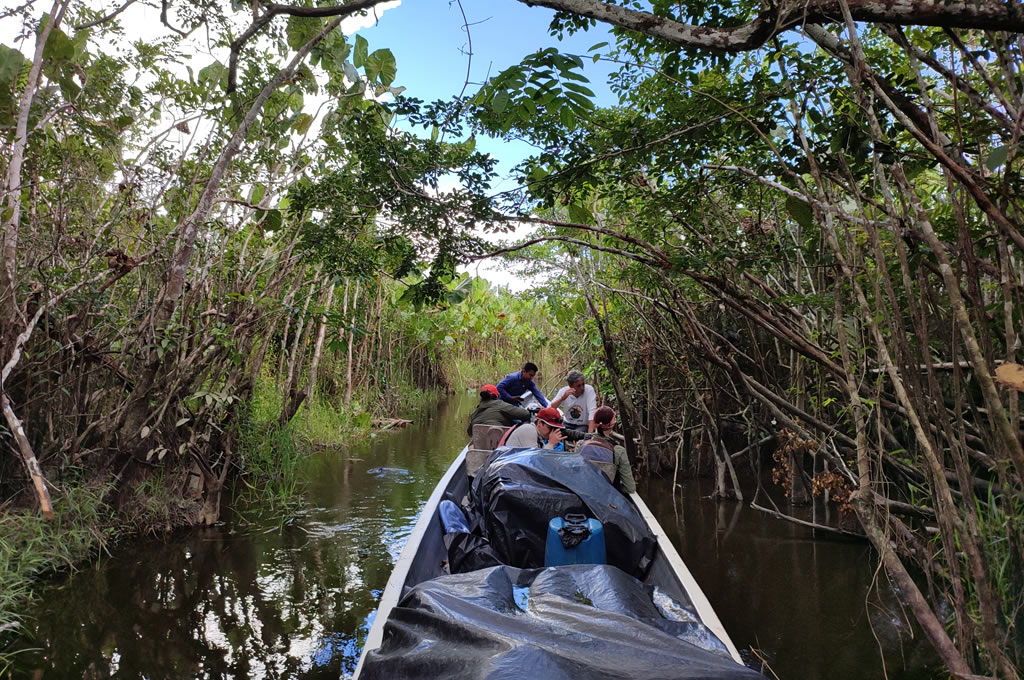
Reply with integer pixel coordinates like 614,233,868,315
341,1,402,34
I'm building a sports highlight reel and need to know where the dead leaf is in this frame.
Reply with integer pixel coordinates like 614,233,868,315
995,362,1024,391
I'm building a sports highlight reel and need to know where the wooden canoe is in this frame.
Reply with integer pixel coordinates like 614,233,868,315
352,445,747,678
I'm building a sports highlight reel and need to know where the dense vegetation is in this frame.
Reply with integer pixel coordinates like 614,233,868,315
488,8,1024,679
0,0,569,651
2,0,1024,677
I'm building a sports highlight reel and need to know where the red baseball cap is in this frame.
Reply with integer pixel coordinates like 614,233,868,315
535,407,563,427
481,384,499,397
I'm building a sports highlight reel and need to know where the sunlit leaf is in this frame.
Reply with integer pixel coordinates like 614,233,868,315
353,34,368,68
364,48,396,86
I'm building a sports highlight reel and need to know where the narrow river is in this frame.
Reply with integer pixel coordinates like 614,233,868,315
11,394,939,678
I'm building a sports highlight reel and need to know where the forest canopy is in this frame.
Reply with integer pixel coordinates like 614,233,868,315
2,0,1024,677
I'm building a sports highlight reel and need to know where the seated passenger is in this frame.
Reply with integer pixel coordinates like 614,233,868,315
496,362,549,407
549,370,597,433
502,407,566,450
578,406,637,494
467,384,532,437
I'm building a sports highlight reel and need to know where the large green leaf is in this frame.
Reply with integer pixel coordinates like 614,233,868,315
198,60,226,87
785,196,815,230
254,209,283,232
0,44,27,124
491,90,509,114
353,34,368,68
985,145,1009,171
292,112,313,135
567,202,591,223
364,48,396,86
40,22,79,64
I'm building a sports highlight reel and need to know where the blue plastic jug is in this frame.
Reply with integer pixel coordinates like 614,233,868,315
544,514,606,566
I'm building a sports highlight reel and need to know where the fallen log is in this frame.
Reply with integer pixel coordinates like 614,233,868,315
373,418,413,431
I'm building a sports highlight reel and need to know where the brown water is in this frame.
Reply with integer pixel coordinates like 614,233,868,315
6,394,941,678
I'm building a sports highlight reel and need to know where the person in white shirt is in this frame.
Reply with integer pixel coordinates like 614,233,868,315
549,370,597,433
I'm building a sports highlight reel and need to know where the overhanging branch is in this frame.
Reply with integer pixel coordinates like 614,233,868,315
518,0,1024,52
227,0,391,94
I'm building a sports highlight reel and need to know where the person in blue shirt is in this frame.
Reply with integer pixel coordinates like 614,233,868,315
496,362,549,407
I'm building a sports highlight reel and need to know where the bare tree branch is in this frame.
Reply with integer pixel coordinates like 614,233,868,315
75,0,138,30
518,0,1024,52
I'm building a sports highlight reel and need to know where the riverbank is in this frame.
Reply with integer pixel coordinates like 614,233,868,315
2,394,476,678
5,394,942,679
0,377,442,671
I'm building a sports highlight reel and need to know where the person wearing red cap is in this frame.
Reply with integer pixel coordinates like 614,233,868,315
502,406,566,450
466,384,532,436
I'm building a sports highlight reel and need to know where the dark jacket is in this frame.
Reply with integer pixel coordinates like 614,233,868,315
467,399,531,436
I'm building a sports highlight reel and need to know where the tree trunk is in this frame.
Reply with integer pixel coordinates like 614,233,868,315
307,283,335,402
345,279,360,408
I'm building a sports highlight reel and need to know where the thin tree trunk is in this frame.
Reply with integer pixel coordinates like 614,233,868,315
1,392,55,519
345,279,360,408
279,278,318,425
1,0,70,348
307,283,335,402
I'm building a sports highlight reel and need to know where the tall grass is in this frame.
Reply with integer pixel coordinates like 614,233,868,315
234,374,441,516
235,379,305,510
450,344,570,396
0,482,114,671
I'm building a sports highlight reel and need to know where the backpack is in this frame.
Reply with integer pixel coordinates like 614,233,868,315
577,437,614,463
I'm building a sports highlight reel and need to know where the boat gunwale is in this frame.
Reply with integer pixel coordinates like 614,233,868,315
352,446,746,676
628,491,744,664
351,445,469,678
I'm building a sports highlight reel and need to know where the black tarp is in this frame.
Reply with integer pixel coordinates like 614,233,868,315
466,448,656,579
360,565,763,680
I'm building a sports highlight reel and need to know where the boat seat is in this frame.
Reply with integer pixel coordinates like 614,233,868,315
472,424,509,450
468,424,511,477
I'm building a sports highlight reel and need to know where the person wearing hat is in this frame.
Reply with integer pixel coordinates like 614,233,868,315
467,384,532,436
502,406,567,450
579,406,636,494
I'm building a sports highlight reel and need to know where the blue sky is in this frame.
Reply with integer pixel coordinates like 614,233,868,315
356,0,616,180
352,2,620,289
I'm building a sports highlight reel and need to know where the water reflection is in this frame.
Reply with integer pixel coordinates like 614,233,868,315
8,396,942,679
8,395,473,679
643,476,943,679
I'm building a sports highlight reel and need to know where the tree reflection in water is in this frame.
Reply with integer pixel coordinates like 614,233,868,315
7,394,943,680
9,396,474,679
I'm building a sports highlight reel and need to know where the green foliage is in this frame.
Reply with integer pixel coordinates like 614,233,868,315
471,11,1024,677
471,47,596,138
0,43,28,128
236,395,304,506
286,15,323,51
0,483,114,669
